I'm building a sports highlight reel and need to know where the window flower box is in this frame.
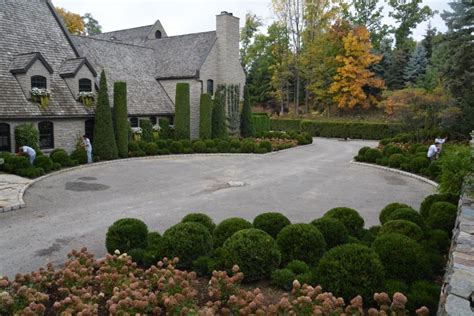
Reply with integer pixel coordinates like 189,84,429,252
78,91,95,107
31,88,51,109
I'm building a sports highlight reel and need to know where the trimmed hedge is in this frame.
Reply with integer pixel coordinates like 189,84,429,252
213,217,253,247
311,217,349,249
199,93,212,139
420,193,458,218
252,114,271,136
426,202,458,234
253,212,291,238
105,218,148,254
113,82,128,158
175,83,191,139
385,207,425,231
270,119,301,132
211,85,227,139
379,202,410,224
33,156,53,173
323,207,364,237
159,117,172,139
50,149,70,167
379,220,424,241
181,213,216,233
240,87,255,138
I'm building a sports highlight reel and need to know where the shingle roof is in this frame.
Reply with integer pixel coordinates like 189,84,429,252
73,36,174,115
91,25,154,46
59,57,97,78
0,0,93,118
147,31,217,79
9,52,53,74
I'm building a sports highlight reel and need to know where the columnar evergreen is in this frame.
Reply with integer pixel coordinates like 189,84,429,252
240,86,255,138
139,119,153,142
93,70,118,160
113,82,128,158
174,83,190,139
226,84,240,135
199,93,212,139
211,85,227,139
159,117,172,139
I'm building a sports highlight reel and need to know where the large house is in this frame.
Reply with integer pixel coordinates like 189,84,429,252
0,0,245,152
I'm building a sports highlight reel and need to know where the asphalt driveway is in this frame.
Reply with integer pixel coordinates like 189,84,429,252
0,138,434,277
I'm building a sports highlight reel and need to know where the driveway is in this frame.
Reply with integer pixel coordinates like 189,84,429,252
0,138,434,277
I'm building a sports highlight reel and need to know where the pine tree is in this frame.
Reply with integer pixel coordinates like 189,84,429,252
422,22,436,61
211,85,227,139
93,70,118,160
174,83,190,139
113,82,128,158
199,93,212,139
403,43,428,86
240,86,255,138
386,49,408,90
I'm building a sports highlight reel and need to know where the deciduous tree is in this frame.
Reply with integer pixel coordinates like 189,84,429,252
55,7,85,35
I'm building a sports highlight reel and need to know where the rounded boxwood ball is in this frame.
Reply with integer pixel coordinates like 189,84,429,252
161,222,213,269
323,207,364,237
384,279,409,298
276,223,326,265
213,217,253,247
271,268,296,290
316,244,385,301
364,148,382,163
380,220,423,241
106,218,149,254
253,212,291,238
181,213,216,233
379,202,410,224
424,229,450,252
372,233,430,283
426,202,457,234
311,217,349,249
286,260,309,274
386,207,425,230
222,228,281,282
407,281,441,314
420,194,458,218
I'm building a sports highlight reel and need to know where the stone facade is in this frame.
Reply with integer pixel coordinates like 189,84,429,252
63,65,97,99
14,60,52,100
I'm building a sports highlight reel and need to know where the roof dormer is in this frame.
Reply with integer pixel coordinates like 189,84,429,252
59,57,97,103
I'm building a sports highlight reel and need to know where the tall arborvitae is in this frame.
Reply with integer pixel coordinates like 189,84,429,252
174,83,190,139
211,84,227,139
199,93,212,139
113,81,128,158
93,70,118,160
240,86,255,138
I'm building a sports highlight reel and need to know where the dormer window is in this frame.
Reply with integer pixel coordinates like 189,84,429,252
79,78,92,92
155,30,162,39
31,75,47,89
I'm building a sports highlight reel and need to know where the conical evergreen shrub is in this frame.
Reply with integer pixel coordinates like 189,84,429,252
175,83,190,139
113,81,128,158
240,86,255,137
199,93,212,139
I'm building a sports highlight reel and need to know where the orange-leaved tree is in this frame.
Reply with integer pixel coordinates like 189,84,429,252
329,26,384,109
55,7,85,35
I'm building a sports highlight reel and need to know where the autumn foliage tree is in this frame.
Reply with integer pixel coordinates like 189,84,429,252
329,26,385,110
55,7,85,35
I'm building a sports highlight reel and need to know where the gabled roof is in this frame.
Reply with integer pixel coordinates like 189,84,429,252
9,52,54,74
59,57,97,78
147,31,217,79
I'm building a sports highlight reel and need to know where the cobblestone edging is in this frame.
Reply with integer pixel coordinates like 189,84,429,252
350,160,439,188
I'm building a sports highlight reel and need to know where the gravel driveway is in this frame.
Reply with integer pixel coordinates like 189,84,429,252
0,138,434,277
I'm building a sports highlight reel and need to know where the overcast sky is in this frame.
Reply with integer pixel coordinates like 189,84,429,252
53,0,452,41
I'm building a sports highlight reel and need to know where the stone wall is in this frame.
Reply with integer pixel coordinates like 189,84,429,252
438,132,474,316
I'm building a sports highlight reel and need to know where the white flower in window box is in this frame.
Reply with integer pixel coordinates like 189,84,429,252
78,91,95,107
131,127,143,141
30,87,51,109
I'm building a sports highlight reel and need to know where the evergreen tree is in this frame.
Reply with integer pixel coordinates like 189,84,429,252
199,93,212,139
113,82,128,158
139,119,153,142
422,22,436,61
82,13,102,35
211,85,227,139
386,49,408,90
174,83,190,139
240,86,255,138
403,43,428,86
93,70,118,160
372,37,393,81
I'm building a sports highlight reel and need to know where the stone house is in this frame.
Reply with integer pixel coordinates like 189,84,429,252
0,0,245,153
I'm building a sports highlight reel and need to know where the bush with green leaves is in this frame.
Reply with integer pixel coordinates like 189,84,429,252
213,217,252,247
388,153,406,168
169,141,183,154
181,213,215,233
276,223,326,265
316,244,385,302
271,268,295,290
259,140,272,152
70,147,88,164
383,145,404,157
222,228,280,282
50,149,70,167
409,156,430,173
240,86,255,138
438,145,471,195
139,119,154,143
15,167,45,178
33,155,53,173
4,156,29,174
363,148,383,163
252,212,291,238
192,140,207,153
212,85,227,139
15,123,39,151
105,218,148,254
311,217,349,249
199,93,212,139
386,207,425,230
380,220,423,241
420,193,458,218
158,117,172,139
323,207,364,237
160,222,213,269
384,279,409,298
424,229,450,252
128,141,139,152
175,83,190,139
286,259,310,275
379,202,410,224
113,82,128,158
407,281,441,315
216,140,230,153
426,202,458,234
144,142,158,156
240,139,256,153
358,146,371,157
372,233,430,283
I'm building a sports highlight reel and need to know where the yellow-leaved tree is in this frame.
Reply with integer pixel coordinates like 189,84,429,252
55,7,85,35
329,26,384,109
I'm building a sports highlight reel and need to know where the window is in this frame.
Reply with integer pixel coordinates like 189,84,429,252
38,121,54,149
79,78,92,92
168,116,174,126
155,30,162,39
130,117,138,128
0,123,11,152
85,119,94,143
206,79,214,95
31,75,47,89
149,117,157,125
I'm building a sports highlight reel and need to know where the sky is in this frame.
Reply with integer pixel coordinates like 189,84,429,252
53,0,452,41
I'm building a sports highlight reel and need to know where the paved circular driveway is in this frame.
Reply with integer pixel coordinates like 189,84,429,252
0,138,434,277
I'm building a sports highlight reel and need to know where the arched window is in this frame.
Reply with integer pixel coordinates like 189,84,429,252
85,119,94,143
206,79,214,95
38,121,54,149
155,30,162,39
31,75,47,89
0,123,11,152
130,117,138,128
79,78,92,92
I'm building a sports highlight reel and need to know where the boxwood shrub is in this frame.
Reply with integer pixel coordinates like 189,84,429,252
169,141,183,154
420,193,458,218
213,217,253,247
311,217,349,249
128,141,139,152
240,140,256,153
145,142,158,156
424,229,450,252
372,233,430,283
50,149,70,167
379,220,423,241
276,223,326,265
181,213,215,233
70,147,88,164
426,202,458,234
379,202,410,224
222,228,281,282
33,156,53,173
323,207,364,237
286,259,310,274
409,156,430,173
105,218,149,254
364,148,383,163
259,140,272,152
358,146,371,156
385,207,425,230
161,222,213,269
216,140,230,153
316,244,385,301
384,279,409,298
407,281,441,315
383,145,404,157
388,153,406,168
271,268,296,290
253,212,291,238
192,140,207,153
